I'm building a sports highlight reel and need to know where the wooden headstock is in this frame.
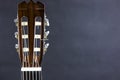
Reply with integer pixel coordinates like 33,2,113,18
14,0,50,68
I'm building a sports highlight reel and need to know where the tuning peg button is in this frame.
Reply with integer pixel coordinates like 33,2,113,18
43,43,49,55
15,44,19,52
45,18,50,26
14,32,18,39
15,44,19,49
45,43,49,49
14,18,18,27
44,31,50,38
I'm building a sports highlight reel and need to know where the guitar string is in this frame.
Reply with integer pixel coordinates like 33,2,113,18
32,71,34,80
22,19,43,80
39,18,42,80
37,19,42,80
36,26,40,80
23,22,28,80
39,71,41,80
21,71,23,80
35,22,39,80
38,19,42,80
41,70,43,80
33,20,40,80
29,71,30,80
23,23,25,80
35,18,41,80
34,20,37,80
35,71,37,80
31,19,37,80
40,18,44,80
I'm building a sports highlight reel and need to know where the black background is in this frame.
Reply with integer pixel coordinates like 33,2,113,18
0,0,120,80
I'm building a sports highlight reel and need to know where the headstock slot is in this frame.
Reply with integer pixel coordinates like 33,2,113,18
34,17,41,48
21,17,29,67
33,17,41,66
21,17,29,49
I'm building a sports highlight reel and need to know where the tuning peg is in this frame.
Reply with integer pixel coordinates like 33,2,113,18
15,44,19,49
45,18,50,26
43,43,49,55
14,18,18,27
44,31,50,38
45,43,49,49
15,44,19,52
14,32,18,39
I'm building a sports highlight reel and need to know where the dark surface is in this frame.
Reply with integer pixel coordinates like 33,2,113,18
0,0,120,80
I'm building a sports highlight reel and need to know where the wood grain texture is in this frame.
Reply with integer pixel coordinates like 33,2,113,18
18,0,44,67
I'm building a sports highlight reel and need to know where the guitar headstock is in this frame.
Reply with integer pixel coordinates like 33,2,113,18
14,0,50,68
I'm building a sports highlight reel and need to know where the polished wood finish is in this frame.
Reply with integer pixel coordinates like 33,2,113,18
18,0,45,67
